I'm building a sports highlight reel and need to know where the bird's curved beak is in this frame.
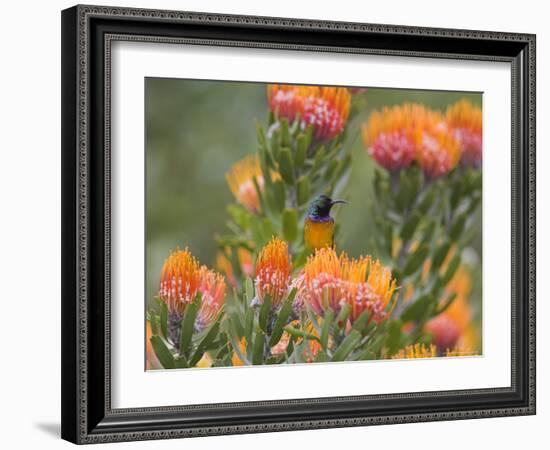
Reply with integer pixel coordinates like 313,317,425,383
330,199,349,206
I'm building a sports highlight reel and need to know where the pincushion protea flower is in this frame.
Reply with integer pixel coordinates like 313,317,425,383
362,104,424,172
254,237,292,308
392,343,437,359
267,84,351,141
445,100,482,168
362,103,461,177
159,248,201,316
195,266,226,331
297,248,396,324
225,154,266,213
158,248,226,344
414,117,461,178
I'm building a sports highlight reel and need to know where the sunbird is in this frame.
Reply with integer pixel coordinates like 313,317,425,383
304,195,348,250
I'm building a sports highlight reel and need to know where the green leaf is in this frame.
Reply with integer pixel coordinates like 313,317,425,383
441,253,461,285
282,208,298,243
400,211,422,242
270,128,281,160
418,188,436,214
309,146,326,177
296,176,311,206
159,303,168,340
252,330,266,365
284,325,321,343
278,147,295,185
190,321,221,366
402,245,429,277
450,214,467,241
320,309,333,351
259,294,272,333
269,295,295,347
174,356,189,369
352,309,371,333
179,297,200,355
336,303,351,329
280,118,290,147
148,312,158,335
323,159,338,182
255,121,268,150
331,330,362,362
245,277,254,302
272,180,286,212
386,320,403,355
295,134,308,168
401,294,434,322
431,241,451,274
150,336,175,369
244,308,254,344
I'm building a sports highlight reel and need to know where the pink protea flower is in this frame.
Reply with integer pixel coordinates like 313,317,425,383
297,248,396,325
369,130,416,172
254,237,292,308
362,103,462,177
425,315,461,352
414,120,461,178
362,104,429,172
267,85,351,141
445,100,482,168
195,266,226,331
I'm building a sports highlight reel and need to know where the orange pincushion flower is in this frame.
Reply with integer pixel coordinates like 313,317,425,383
445,100,482,168
392,343,437,359
363,103,461,177
298,248,396,324
196,266,226,331
362,104,431,172
225,154,265,213
413,116,461,178
158,248,201,315
267,84,351,141
255,237,292,308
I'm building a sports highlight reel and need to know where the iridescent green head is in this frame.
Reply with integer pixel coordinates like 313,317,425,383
307,195,348,220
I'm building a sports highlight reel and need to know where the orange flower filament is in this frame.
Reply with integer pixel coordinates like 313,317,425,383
255,237,292,308
392,343,438,359
267,84,351,141
445,100,482,168
298,248,396,324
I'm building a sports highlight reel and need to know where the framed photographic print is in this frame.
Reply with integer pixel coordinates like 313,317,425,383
61,4,536,444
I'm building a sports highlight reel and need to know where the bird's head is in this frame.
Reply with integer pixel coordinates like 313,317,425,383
307,195,348,219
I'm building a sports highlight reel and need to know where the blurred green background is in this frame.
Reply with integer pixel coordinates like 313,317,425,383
145,78,482,310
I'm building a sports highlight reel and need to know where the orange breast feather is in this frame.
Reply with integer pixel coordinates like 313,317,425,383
304,218,335,250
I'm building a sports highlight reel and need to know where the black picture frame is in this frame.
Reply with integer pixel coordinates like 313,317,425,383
61,4,536,444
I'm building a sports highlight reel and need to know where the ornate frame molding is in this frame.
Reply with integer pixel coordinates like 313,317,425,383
61,4,536,444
